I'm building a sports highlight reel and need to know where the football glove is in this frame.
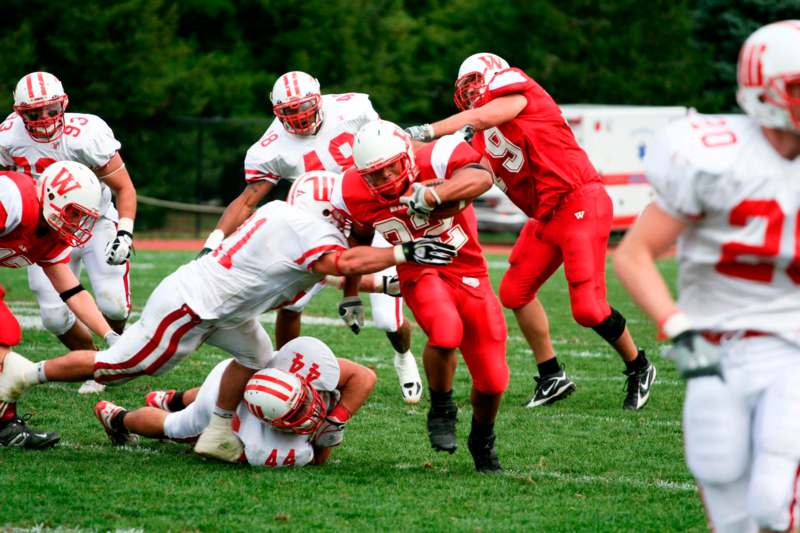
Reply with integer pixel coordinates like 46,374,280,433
104,230,133,265
396,238,457,266
400,182,441,218
664,330,723,380
338,296,365,334
455,124,476,143
379,274,401,297
313,417,346,448
405,123,435,142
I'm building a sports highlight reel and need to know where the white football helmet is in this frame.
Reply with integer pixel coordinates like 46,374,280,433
737,20,800,131
287,170,349,234
38,161,102,247
244,368,327,435
13,72,69,142
270,71,324,135
353,120,416,203
454,53,510,111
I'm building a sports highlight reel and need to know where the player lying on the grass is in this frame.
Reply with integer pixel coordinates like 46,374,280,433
333,120,509,473
275,171,422,404
406,53,655,411
96,336,374,467
1,72,138,396
0,161,118,449
0,180,455,461
200,71,423,406
614,20,800,533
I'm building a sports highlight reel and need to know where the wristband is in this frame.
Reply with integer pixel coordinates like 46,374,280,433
393,245,407,264
118,217,134,235
59,283,86,302
328,403,352,423
203,229,225,250
660,311,692,339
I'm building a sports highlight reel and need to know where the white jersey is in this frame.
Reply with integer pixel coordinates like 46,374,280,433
0,112,120,220
646,113,800,338
243,93,378,184
173,201,347,327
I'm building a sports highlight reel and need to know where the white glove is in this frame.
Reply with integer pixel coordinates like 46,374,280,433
665,331,723,380
405,124,435,142
104,331,121,347
378,274,401,297
455,124,476,143
104,218,134,265
338,297,365,334
400,182,440,218
314,418,346,448
394,239,457,266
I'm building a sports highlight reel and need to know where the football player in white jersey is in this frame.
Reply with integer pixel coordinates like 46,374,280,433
614,21,800,533
94,336,375,467
0,72,137,394
0,176,455,462
199,71,423,405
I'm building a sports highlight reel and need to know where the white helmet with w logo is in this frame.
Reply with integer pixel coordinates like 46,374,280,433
454,52,510,111
270,71,324,136
39,161,102,247
13,72,69,142
287,170,348,233
737,20,800,131
244,368,327,435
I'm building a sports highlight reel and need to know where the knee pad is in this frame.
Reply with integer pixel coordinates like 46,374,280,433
40,305,76,336
590,307,626,343
95,290,130,321
748,453,797,531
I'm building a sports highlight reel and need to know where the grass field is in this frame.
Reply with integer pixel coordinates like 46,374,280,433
0,250,705,532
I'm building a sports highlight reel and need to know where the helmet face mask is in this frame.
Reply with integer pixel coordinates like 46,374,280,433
13,72,69,142
244,368,327,435
270,72,324,136
38,161,102,247
353,120,416,204
453,53,509,111
736,20,800,131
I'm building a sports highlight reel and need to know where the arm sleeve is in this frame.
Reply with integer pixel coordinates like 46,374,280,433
486,68,532,99
243,141,282,184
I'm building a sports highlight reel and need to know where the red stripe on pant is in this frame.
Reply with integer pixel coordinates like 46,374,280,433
789,464,800,531
94,305,200,382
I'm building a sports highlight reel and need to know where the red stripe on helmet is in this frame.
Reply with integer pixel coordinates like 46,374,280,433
26,75,34,98
284,74,292,97
252,372,295,391
245,383,290,401
37,73,47,96
292,73,301,95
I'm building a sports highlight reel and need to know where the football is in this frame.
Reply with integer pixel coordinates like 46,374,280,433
418,179,471,219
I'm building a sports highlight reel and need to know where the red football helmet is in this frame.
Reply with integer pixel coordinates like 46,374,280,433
13,72,69,142
243,368,327,435
353,120,416,204
270,71,324,135
453,53,510,111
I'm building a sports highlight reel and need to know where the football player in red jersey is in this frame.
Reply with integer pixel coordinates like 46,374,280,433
406,53,655,411
332,119,508,472
0,161,116,448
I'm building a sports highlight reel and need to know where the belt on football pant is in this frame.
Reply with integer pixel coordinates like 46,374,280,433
700,330,769,345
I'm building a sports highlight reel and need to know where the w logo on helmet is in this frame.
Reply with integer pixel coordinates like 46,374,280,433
49,166,80,195
479,55,506,71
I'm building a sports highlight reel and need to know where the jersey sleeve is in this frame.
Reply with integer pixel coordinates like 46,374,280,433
486,68,533,99
353,93,380,125
291,216,348,270
418,135,483,181
645,120,705,219
0,175,23,236
73,115,121,169
37,245,72,266
243,124,284,184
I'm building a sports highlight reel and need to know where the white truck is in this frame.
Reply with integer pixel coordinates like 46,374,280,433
474,105,688,233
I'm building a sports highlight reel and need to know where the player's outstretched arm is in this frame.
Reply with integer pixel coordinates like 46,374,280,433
98,153,137,265
312,239,457,276
613,202,685,327
43,263,115,343
199,181,274,257
407,94,527,141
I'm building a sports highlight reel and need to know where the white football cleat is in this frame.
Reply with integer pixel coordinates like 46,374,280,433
78,380,106,395
194,413,243,463
145,389,176,412
0,351,36,403
394,352,423,405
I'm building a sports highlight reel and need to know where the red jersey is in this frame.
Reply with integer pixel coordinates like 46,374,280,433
0,171,71,268
332,135,489,279
471,68,600,220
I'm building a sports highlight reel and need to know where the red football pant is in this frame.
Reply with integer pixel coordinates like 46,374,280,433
499,183,613,327
402,271,508,395
0,284,21,347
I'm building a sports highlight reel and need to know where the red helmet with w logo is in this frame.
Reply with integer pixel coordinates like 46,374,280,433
454,53,510,111
737,20,800,131
38,161,102,247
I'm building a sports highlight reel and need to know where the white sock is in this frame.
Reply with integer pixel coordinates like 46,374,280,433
212,406,234,419
22,362,45,386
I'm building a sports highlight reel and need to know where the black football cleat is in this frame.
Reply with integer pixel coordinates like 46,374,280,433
524,367,576,408
0,415,60,450
623,362,657,411
427,404,458,454
468,431,502,473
